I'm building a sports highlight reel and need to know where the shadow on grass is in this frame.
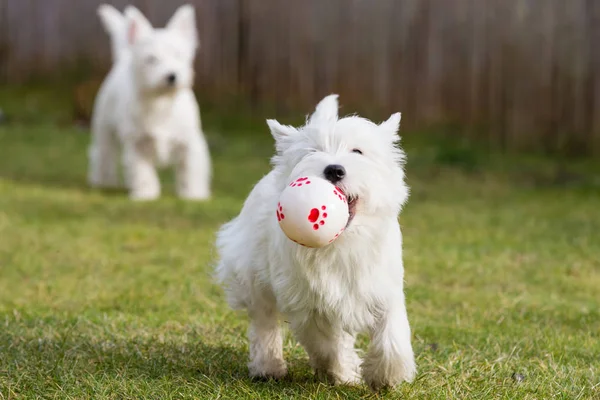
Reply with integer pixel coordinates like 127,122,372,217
0,189,240,230
0,328,376,398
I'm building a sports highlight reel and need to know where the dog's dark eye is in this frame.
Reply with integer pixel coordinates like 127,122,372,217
352,148,363,155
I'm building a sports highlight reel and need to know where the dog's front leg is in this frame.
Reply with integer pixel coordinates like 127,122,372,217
123,142,160,201
175,136,211,200
293,317,361,385
247,301,287,379
361,299,416,390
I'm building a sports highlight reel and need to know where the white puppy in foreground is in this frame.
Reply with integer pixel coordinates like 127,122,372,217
89,4,211,200
216,95,416,390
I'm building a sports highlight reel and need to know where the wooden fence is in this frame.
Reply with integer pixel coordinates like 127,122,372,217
1,0,600,155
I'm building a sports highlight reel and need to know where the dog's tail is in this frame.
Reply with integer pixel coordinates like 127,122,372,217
97,4,128,62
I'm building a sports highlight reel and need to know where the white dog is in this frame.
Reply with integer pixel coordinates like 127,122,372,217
216,95,416,390
97,4,128,62
89,4,211,200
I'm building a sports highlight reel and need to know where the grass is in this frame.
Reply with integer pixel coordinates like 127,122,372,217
0,87,599,399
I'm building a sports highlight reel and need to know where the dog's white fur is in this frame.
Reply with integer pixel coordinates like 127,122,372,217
97,4,128,62
216,95,416,390
89,4,211,200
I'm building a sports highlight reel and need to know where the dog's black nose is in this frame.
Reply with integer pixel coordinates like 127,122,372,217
323,164,346,184
166,73,177,85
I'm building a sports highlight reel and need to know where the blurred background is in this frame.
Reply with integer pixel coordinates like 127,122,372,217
2,0,600,156
1,2,599,398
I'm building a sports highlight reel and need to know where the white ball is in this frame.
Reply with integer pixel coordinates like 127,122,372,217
277,175,349,248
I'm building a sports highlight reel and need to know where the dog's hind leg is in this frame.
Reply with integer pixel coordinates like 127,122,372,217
88,124,120,188
175,135,211,200
292,317,362,385
123,142,160,201
247,295,287,380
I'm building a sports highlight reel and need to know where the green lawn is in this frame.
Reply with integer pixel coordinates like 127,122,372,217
0,88,599,399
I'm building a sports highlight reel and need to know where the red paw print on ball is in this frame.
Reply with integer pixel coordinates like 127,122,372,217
333,188,347,203
328,228,345,244
289,177,312,187
308,205,328,230
276,202,285,221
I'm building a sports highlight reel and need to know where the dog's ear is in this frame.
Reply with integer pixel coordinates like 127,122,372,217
267,119,298,153
97,4,124,35
167,5,198,50
380,112,401,141
97,4,128,61
124,6,152,45
308,94,339,126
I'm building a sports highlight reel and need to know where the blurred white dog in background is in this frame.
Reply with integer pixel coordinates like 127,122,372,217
216,95,416,390
89,4,211,201
97,4,128,62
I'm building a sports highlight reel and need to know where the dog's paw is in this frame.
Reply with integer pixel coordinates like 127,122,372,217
88,175,121,189
315,367,362,386
178,190,210,201
314,355,362,386
361,354,416,391
248,358,288,380
129,189,160,201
